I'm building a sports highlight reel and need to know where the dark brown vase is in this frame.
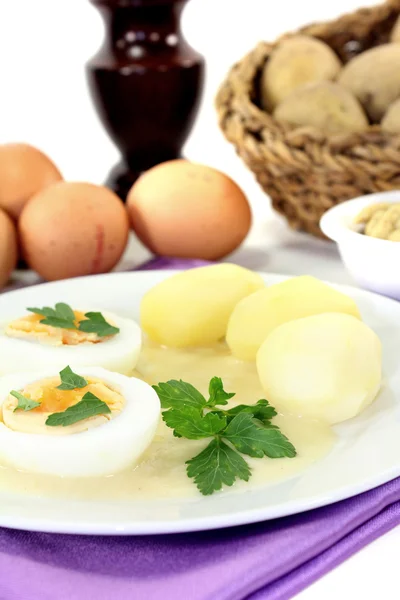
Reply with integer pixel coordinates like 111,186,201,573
87,0,205,200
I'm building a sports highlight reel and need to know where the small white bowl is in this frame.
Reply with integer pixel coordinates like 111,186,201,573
320,190,400,300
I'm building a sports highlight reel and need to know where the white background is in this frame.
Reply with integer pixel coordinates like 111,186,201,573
0,0,398,598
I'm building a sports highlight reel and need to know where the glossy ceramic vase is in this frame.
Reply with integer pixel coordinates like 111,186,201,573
87,0,205,199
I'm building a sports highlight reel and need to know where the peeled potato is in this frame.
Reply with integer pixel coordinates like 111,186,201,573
261,35,342,110
338,44,400,122
226,276,361,361
141,264,265,347
274,82,368,135
256,313,382,424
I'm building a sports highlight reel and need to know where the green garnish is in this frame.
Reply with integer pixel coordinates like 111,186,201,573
11,391,41,412
27,304,119,337
153,377,296,496
28,303,77,330
78,312,120,337
57,366,88,391
45,392,111,427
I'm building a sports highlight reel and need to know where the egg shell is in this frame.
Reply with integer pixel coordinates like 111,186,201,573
19,182,129,281
0,209,17,289
0,367,161,477
0,143,62,220
127,160,252,260
0,310,141,376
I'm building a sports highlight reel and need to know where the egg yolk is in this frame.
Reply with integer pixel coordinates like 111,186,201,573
5,311,111,346
1,376,125,436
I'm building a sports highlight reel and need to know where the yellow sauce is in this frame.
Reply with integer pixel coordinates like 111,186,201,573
0,341,335,499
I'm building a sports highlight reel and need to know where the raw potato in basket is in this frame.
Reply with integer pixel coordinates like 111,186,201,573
273,82,369,135
390,15,400,43
261,35,342,110
381,98,400,133
338,44,400,122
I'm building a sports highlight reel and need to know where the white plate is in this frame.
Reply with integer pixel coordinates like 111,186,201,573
0,270,399,536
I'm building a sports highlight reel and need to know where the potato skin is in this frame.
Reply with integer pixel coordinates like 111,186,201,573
274,82,368,135
381,98,400,133
19,182,129,281
261,35,342,110
338,44,400,122
390,16,400,43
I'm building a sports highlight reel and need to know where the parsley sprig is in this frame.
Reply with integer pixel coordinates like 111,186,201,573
153,377,296,495
27,303,119,337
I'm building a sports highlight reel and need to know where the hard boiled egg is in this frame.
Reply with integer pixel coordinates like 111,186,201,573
0,367,160,477
0,309,141,375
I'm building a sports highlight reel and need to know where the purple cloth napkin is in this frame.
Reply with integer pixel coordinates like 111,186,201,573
0,257,399,600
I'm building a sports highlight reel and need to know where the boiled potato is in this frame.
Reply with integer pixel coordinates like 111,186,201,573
338,44,400,122
261,35,342,110
257,313,381,424
226,276,361,361
274,82,368,135
140,264,264,347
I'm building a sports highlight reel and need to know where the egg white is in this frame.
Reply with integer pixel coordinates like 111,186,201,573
0,367,160,477
0,310,141,376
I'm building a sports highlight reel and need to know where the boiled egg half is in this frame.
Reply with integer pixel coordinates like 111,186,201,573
0,366,160,477
0,306,141,375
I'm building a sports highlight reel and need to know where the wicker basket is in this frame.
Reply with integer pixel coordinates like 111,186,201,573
216,0,400,238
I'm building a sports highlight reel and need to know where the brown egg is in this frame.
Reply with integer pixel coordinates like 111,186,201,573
0,143,62,220
19,182,129,281
126,160,252,260
0,208,18,288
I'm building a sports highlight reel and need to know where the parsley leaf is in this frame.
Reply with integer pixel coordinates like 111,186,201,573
224,399,277,424
207,377,235,407
78,312,119,337
186,438,251,495
152,380,207,410
153,376,297,496
28,302,77,330
223,412,296,459
162,406,226,439
11,391,41,412
57,366,88,391
45,392,111,427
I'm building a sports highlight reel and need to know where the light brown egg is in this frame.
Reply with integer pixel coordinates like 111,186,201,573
0,143,62,220
19,182,129,281
126,160,252,260
0,208,18,288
